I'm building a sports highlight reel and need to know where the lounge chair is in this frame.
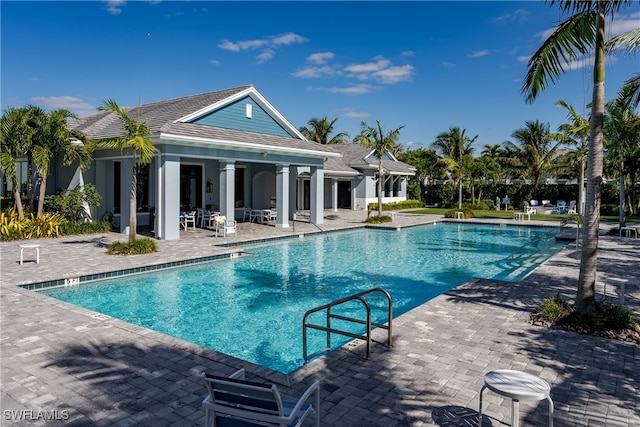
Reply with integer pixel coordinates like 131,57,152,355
567,200,577,214
201,368,320,427
553,200,567,214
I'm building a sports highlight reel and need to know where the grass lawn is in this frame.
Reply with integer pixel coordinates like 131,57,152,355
405,208,640,224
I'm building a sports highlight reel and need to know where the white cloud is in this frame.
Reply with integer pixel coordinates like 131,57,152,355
255,49,275,64
344,110,370,119
441,62,456,68
209,59,220,66
327,84,374,96
104,0,126,15
292,65,339,78
492,9,530,24
372,65,415,84
470,50,489,58
401,50,415,57
517,55,530,63
343,56,414,84
219,32,308,63
307,52,334,65
31,96,96,117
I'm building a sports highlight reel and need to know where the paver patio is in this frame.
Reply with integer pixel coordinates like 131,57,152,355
1,211,638,426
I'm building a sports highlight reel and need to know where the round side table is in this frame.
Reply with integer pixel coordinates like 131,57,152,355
478,369,553,427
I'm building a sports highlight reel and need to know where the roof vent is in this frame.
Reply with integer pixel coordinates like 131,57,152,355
246,104,252,119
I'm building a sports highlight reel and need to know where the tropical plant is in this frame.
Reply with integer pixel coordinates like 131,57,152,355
431,127,477,209
97,100,155,242
396,148,441,194
0,107,32,220
504,120,561,196
354,120,405,217
556,100,591,214
521,0,638,313
29,107,91,218
299,116,350,144
604,84,640,222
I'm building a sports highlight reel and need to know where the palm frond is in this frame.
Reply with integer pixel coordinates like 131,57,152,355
522,9,596,103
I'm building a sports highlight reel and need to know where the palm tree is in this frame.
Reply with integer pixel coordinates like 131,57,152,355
431,127,476,209
505,120,560,197
97,100,155,242
604,85,640,223
521,0,637,313
31,108,91,218
556,100,590,214
0,107,32,220
353,120,404,217
299,116,350,144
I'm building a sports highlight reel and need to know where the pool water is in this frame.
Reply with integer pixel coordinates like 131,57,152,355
41,223,567,373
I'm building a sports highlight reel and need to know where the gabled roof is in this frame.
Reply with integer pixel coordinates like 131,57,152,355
328,144,416,175
69,85,339,159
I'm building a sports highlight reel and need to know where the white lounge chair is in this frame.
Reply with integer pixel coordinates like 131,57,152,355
201,368,320,427
567,200,577,214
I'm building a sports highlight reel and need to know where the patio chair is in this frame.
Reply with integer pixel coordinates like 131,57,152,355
201,368,320,427
181,211,196,231
215,219,236,237
567,200,577,214
197,208,214,228
524,202,536,215
552,200,567,214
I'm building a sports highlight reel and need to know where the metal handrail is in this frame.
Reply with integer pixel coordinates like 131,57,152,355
302,288,393,363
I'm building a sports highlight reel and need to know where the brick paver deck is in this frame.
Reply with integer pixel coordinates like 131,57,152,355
1,211,638,426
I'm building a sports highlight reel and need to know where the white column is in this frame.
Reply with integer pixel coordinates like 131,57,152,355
310,166,324,224
119,157,133,234
160,155,180,240
331,178,338,212
275,164,290,228
219,160,236,231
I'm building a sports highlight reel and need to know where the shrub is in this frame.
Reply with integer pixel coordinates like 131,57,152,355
60,221,112,235
538,297,571,323
107,237,158,255
444,208,474,219
368,199,424,212
363,215,392,224
22,213,65,239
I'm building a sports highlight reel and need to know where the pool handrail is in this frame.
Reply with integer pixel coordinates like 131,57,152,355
302,287,393,363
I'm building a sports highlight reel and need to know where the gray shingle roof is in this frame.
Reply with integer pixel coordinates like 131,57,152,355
70,85,254,139
328,144,415,175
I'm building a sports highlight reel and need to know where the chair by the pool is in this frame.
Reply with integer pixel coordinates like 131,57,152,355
215,219,237,237
552,200,567,214
197,208,214,228
529,200,539,213
523,201,536,215
201,368,320,427
181,211,196,231
567,200,577,214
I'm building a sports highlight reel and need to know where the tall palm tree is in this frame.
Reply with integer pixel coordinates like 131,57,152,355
556,100,590,214
97,100,155,242
354,120,404,217
522,0,636,313
31,108,91,218
0,107,32,220
431,127,477,209
299,116,350,144
505,120,560,197
604,85,640,222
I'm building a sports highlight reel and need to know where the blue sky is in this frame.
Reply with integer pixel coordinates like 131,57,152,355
2,1,638,152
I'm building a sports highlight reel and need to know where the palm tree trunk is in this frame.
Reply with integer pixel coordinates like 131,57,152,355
579,158,585,214
576,2,605,313
378,161,383,217
618,164,626,227
129,166,137,242
458,180,463,209
12,178,25,220
36,175,47,218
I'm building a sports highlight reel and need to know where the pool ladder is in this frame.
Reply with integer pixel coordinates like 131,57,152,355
302,288,393,364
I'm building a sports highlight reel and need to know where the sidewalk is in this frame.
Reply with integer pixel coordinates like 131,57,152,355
1,212,638,426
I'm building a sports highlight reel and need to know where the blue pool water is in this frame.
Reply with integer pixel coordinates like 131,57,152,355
41,223,566,373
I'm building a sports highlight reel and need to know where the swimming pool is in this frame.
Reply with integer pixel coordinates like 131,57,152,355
40,223,567,373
